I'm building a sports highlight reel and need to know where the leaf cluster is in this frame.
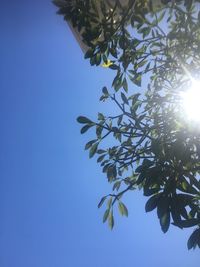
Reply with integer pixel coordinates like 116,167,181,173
54,0,200,249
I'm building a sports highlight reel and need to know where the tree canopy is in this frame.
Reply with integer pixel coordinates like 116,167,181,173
53,0,200,249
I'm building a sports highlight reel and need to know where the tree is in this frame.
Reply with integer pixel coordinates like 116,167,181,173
53,0,200,249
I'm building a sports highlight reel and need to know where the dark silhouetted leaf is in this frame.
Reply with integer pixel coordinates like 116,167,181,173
187,228,200,250
89,142,98,158
98,196,107,208
160,211,170,233
77,116,93,124
145,193,161,212
81,124,93,134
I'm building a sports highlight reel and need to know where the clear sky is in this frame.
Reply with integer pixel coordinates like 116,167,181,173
0,1,199,266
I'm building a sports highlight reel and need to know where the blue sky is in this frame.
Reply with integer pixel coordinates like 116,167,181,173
0,1,199,266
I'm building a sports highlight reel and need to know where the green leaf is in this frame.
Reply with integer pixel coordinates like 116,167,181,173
187,228,200,250
102,86,108,95
84,49,94,59
108,210,114,229
97,154,105,163
173,219,200,228
98,196,107,208
96,124,103,138
130,73,142,87
95,53,101,66
109,64,119,70
137,60,147,68
160,211,170,233
80,124,92,134
145,194,161,212
122,78,128,92
85,139,97,150
118,201,128,217
143,186,160,196
97,149,106,154
138,26,151,38
107,197,113,209
157,195,170,219
77,116,93,124
121,92,129,105
113,181,121,191
99,95,108,102
103,209,110,223
98,113,105,121
112,73,122,91
89,142,98,158
107,165,117,182
170,198,182,224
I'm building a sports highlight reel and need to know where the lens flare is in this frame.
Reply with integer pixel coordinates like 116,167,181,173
181,80,200,122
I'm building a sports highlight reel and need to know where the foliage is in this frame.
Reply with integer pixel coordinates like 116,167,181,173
54,0,200,249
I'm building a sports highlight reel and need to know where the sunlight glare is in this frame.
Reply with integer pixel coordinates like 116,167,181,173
182,80,200,122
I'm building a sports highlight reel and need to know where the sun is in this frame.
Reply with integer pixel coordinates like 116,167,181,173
181,80,200,123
